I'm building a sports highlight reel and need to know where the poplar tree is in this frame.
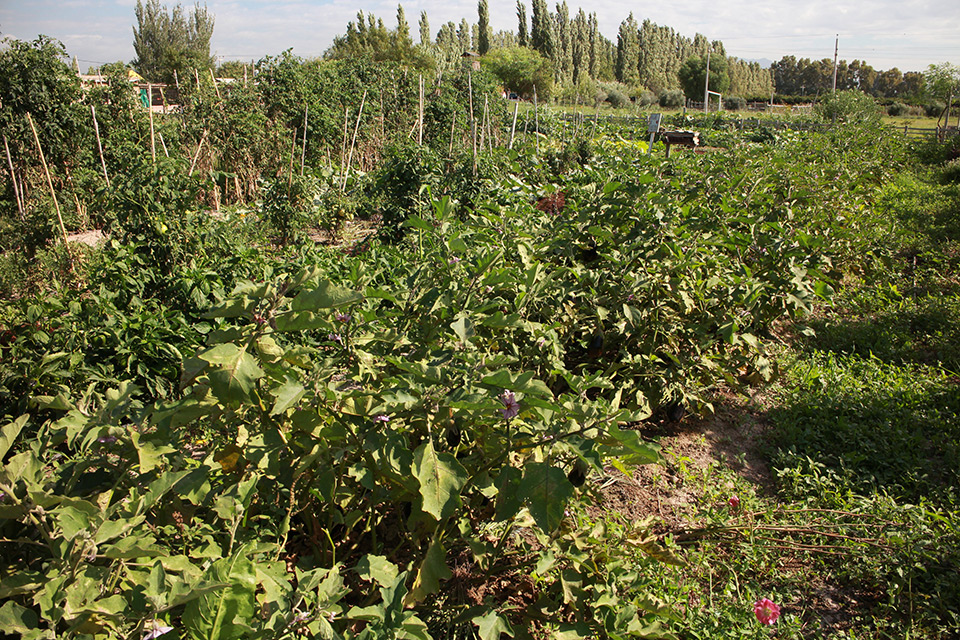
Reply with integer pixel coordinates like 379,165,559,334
132,0,215,83
395,5,412,49
458,18,471,53
517,2,528,47
478,0,491,55
530,0,554,64
418,11,430,46
614,13,638,85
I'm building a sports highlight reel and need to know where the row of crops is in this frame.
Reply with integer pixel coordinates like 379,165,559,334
3,37,960,639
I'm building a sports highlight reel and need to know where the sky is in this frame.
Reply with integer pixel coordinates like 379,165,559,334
2,0,959,74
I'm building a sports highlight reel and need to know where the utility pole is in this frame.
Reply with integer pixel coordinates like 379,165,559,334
831,34,838,94
704,49,711,114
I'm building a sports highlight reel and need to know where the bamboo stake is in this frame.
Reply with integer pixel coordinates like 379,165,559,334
448,112,457,155
158,132,169,157
148,83,156,162
287,127,297,191
26,113,71,264
342,90,366,191
509,101,519,149
534,86,540,154
479,96,488,151
468,72,476,174
591,101,600,139
189,129,208,176
418,74,424,145
209,69,222,101
340,105,349,168
300,105,309,176
173,70,181,96
4,135,24,219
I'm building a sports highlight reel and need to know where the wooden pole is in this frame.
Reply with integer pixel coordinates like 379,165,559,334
148,84,156,162
448,112,457,155
340,105,349,168
418,74,424,146
479,96,488,151
209,69,222,101
26,113,71,264
534,86,540,154
3,135,24,219
173,70,181,96
342,90,366,191
468,72,476,174
300,105,309,176
158,132,169,157
287,127,297,190
509,101,519,149
189,129,208,176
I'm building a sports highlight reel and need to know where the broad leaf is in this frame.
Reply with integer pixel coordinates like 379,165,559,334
518,463,574,532
413,441,468,521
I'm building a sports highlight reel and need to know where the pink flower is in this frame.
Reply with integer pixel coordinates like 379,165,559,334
499,391,520,420
143,620,174,640
335,312,351,323
754,598,781,626
374,414,390,423
728,495,740,509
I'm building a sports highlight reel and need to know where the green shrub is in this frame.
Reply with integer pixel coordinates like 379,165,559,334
659,89,684,108
887,101,910,116
723,96,746,111
637,89,657,107
598,82,631,109
816,89,882,125
925,101,945,118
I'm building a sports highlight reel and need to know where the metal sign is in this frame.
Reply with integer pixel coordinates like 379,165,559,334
647,113,662,133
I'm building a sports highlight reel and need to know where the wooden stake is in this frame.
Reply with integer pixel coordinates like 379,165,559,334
287,127,297,190
468,72,476,174
148,83,156,162
300,105,309,176
534,86,540,154
4,135,25,219
158,132,169,157
340,105,349,168
479,96,488,151
448,112,457,155
418,74,424,145
209,69,222,101
26,113,71,264
342,91,366,191
509,101,519,149
189,129,208,176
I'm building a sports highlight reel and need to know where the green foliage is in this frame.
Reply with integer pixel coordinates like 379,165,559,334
815,89,882,125
132,0,215,83
260,174,319,246
658,89,684,108
678,54,730,101
924,62,960,103
482,46,554,100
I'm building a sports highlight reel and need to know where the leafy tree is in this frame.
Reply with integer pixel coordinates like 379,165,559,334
678,54,730,101
517,1,528,47
816,89,881,124
482,45,554,100
132,0,215,83
418,11,431,46
614,13,639,85
925,62,960,102
530,0,554,63
478,0,491,55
